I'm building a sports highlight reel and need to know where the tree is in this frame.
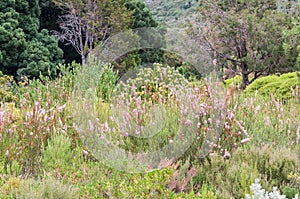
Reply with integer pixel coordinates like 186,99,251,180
52,0,133,65
39,0,81,64
124,0,166,64
191,0,298,89
0,0,63,78
282,2,300,68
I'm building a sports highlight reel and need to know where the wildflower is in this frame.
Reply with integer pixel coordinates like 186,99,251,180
177,119,181,124
136,96,142,106
133,109,138,116
254,105,260,115
104,121,109,131
169,139,174,143
57,104,66,111
207,118,212,124
224,122,230,130
135,130,140,136
265,116,271,126
227,110,234,120
82,149,88,155
0,111,5,121
185,119,192,125
241,138,251,144
197,122,201,129
223,151,230,158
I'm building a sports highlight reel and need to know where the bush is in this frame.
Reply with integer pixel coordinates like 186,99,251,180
42,133,74,170
192,145,297,198
0,71,18,103
0,176,79,199
224,75,242,89
117,63,189,103
245,72,300,99
96,64,119,102
245,179,299,199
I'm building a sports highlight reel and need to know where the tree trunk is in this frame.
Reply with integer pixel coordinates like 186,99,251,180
241,62,249,90
81,54,86,66
242,72,249,90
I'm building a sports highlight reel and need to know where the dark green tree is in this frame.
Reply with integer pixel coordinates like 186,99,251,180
125,0,166,64
0,0,63,78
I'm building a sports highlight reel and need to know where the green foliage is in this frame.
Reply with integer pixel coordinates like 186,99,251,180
0,0,63,78
245,72,300,99
245,178,299,199
0,72,18,103
42,133,74,170
144,0,199,24
120,63,188,103
283,13,300,69
194,0,296,89
53,0,133,65
193,145,297,198
282,186,299,199
0,176,79,199
224,75,242,89
96,64,119,102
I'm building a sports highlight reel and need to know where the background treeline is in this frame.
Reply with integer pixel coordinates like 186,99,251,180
1,0,299,91
0,0,169,79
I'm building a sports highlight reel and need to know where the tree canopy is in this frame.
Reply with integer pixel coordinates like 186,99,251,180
191,0,299,89
0,0,63,78
52,0,134,65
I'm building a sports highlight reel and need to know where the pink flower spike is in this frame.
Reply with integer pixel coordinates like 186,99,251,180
241,138,251,144
133,109,138,116
135,130,140,135
185,119,191,125
57,104,66,111
224,151,230,158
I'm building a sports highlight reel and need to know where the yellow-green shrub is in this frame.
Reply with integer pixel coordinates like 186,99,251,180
244,72,300,99
0,71,18,103
224,75,242,89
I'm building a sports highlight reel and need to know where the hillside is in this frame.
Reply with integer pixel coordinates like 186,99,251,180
142,0,199,26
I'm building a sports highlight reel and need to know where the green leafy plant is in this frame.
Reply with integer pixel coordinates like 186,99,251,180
0,72,18,103
0,175,79,199
245,72,300,99
42,133,74,170
245,179,299,199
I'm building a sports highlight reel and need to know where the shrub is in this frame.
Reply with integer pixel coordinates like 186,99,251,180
0,71,18,103
245,75,280,94
192,145,297,198
96,64,119,102
224,75,242,89
283,186,299,199
245,72,300,99
0,176,79,199
42,133,74,170
117,63,189,103
245,179,299,199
